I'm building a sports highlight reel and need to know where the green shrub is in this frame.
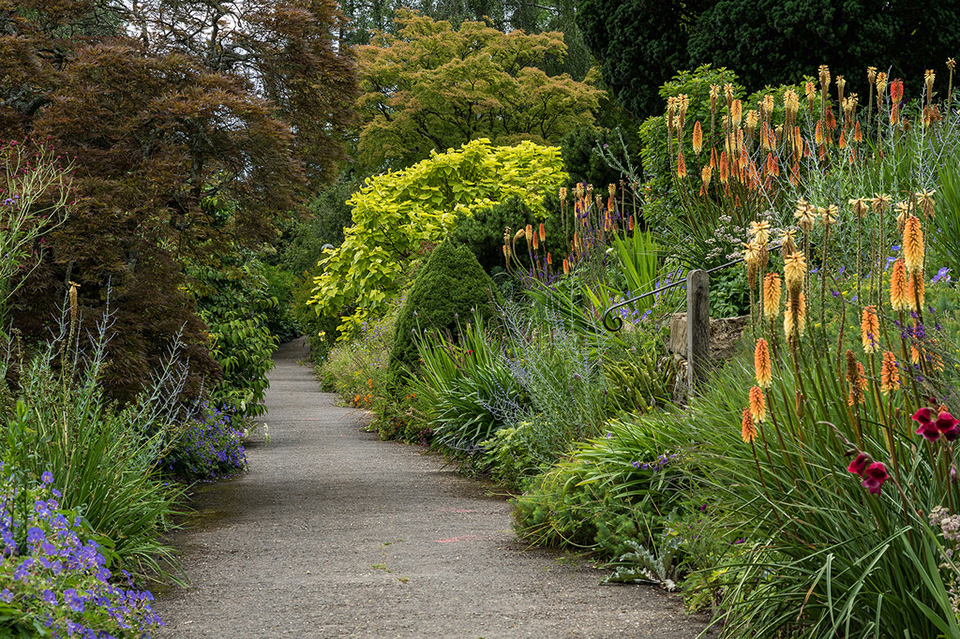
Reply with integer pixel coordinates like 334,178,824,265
388,241,498,383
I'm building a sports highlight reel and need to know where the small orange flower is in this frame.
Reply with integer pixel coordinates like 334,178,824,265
861,306,880,353
754,339,772,388
880,351,900,394
749,386,766,423
890,259,909,311
741,407,757,443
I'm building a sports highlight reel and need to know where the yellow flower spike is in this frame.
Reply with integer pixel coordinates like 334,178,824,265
763,273,781,320
731,99,743,127
784,251,806,298
880,351,900,394
749,386,767,423
849,197,869,217
701,165,712,190
692,121,704,155
748,220,771,246
861,306,880,353
925,69,936,100
794,198,817,232
890,259,910,311
819,65,831,90
916,189,936,219
559,186,567,201
754,338,772,388
903,215,924,274
820,204,839,226
871,193,892,215
876,72,888,97
867,66,877,85
741,407,757,443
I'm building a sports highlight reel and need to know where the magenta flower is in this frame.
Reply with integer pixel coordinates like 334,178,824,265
861,462,890,495
847,453,871,476
916,420,941,442
935,411,959,433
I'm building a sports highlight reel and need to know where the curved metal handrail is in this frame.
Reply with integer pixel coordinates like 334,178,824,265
601,244,781,332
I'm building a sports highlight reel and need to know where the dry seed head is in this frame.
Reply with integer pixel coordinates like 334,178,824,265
741,407,757,443
754,338,772,388
69,281,80,326
903,215,924,274
559,186,567,201
513,229,526,243
949,58,957,72
749,386,767,423
925,69,936,96
710,85,720,113
908,271,925,312
836,75,846,98
574,183,584,199
608,183,616,198
890,259,910,311
880,351,900,394
763,273,781,320
861,306,880,353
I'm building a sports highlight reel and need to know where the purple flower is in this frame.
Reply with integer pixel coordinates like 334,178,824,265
41,589,57,605
40,471,53,485
64,588,85,613
0,589,11,603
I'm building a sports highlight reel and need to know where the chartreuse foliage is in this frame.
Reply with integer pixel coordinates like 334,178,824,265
309,138,565,338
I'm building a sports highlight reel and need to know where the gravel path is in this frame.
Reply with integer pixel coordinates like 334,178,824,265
155,338,713,638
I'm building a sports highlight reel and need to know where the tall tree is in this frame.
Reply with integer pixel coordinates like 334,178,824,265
1,0,356,399
577,0,960,118
355,9,603,170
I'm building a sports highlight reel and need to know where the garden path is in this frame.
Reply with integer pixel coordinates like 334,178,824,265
155,338,712,638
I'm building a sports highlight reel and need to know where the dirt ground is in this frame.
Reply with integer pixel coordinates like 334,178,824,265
154,338,715,638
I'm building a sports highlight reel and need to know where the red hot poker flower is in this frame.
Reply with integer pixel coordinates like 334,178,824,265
861,462,890,495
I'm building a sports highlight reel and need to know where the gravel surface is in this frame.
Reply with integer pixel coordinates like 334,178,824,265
155,338,715,638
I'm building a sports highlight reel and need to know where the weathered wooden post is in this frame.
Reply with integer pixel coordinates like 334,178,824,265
686,269,709,394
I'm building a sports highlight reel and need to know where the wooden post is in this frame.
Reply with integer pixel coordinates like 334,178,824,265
686,269,709,394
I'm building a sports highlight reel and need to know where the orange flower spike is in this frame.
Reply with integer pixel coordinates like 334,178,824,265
890,259,910,311
677,152,687,178
546,252,552,266
763,273,781,320
891,78,904,103
719,151,729,183
861,306,880,353
754,339,772,388
749,386,767,423
701,165,713,191
903,215,925,274
880,351,900,394
628,215,635,231
538,222,546,243
692,121,703,155
741,407,757,443
853,120,863,142
731,99,743,127
562,258,570,275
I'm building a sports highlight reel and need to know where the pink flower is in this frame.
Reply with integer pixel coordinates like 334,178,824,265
913,407,934,424
916,420,941,442
935,411,959,433
861,462,890,495
847,453,871,476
